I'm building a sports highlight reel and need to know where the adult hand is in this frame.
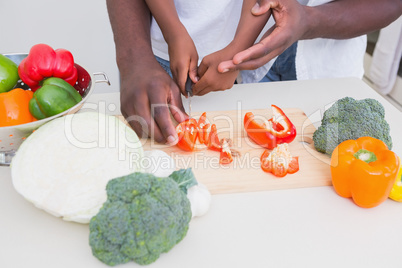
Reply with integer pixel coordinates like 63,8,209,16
218,0,308,72
120,60,188,144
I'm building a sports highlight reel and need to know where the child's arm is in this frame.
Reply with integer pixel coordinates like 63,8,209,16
192,0,270,96
145,0,198,95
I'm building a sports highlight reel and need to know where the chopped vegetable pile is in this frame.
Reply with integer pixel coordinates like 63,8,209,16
176,112,234,165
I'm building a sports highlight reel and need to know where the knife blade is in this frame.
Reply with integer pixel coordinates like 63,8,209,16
185,75,193,117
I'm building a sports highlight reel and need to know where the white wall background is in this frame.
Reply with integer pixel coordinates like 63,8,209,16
0,0,119,94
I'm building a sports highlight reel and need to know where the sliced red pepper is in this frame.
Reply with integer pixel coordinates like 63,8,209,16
244,105,296,149
287,156,299,174
207,124,222,152
244,112,277,149
197,112,210,145
260,144,299,177
220,139,233,165
176,118,198,151
176,112,235,167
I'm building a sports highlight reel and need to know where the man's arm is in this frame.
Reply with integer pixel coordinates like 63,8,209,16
106,0,187,144
219,0,402,72
303,0,402,40
106,0,153,77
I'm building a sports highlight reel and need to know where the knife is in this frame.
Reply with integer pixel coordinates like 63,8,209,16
185,75,193,118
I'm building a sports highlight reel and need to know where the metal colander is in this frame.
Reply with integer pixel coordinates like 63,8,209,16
0,53,110,165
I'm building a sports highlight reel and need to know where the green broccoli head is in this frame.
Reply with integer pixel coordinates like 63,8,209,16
89,172,192,266
313,97,392,155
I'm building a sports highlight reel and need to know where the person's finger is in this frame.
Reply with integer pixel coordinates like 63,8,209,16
217,26,275,73
191,73,209,96
169,83,189,124
122,95,153,140
232,26,276,64
235,43,268,64
150,90,179,145
220,27,290,71
217,60,236,73
189,58,199,84
197,59,208,78
226,49,281,71
197,86,214,96
177,67,188,97
252,0,277,16
217,43,273,72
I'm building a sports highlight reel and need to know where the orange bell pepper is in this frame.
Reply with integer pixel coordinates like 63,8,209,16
0,88,36,127
330,136,400,208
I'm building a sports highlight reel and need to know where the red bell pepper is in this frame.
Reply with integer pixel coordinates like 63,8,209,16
220,139,233,165
244,105,296,149
176,118,198,151
207,124,222,152
197,112,210,145
175,113,234,166
18,44,78,91
260,143,299,177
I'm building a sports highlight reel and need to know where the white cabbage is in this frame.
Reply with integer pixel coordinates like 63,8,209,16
11,112,144,224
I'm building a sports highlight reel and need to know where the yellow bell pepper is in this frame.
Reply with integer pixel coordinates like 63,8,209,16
389,162,402,202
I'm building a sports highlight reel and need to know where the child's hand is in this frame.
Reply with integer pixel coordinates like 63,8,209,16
192,48,239,96
168,32,199,96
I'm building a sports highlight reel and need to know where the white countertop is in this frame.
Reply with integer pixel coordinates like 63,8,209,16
1,77,402,268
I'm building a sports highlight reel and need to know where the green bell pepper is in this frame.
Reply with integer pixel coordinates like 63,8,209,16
0,54,19,93
29,77,82,119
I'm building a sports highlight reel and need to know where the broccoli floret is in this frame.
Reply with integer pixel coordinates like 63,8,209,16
89,172,192,266
313,97,392,155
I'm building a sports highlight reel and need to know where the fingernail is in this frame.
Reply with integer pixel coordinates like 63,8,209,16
251,2,260,13
221,69,229,73
166,135,177,145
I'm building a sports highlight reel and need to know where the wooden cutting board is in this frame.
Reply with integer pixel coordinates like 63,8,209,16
118,108,331,195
